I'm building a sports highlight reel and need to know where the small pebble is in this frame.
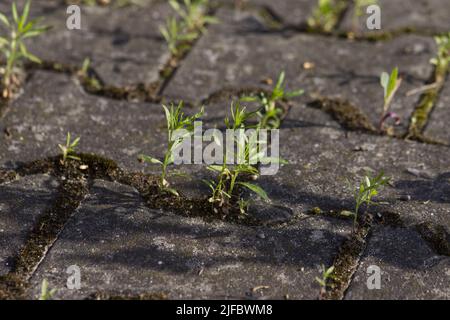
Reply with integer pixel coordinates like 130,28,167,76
399,195,411,201
257,232,266,239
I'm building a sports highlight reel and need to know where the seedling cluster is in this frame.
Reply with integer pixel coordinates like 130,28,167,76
242,71,304,129
308,0,347,33
0,0,47,98
160,0,217,56
203,102,269,210
139,102,204,196
58,132,81,165
349,171,389,227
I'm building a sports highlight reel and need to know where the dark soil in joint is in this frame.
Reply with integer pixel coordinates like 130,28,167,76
308,98,377,133
416,222,450,256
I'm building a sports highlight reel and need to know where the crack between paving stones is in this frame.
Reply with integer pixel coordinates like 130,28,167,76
0,175,89,299
406,61,450,144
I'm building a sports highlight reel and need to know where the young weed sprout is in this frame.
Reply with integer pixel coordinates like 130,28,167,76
308,0,347,33
139,102,203,196
38,279,56,300
159,17,197,56
315,265,335,296
242,71,304,129
0,0,48,98
169,0,217,35
161,0,217,56
58,132,81,165
430,33,450,69
349,172,389,228
379,67,402,133
203,102,269,213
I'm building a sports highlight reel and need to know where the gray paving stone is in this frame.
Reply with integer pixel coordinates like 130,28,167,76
30,179,350,299
257,126,450,229
424,81,450,144
0,71,168,171
339,0,450,34
236,0,316,26
0,174,59,276
164,8,435,134
345,226,450,300
0,0,171,86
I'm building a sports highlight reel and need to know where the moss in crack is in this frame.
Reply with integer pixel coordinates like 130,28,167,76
13,178,88,279
88,291,168,300
408,35,449,139
0,274,28,300
308,98,377,133
416,222,450,256
0,169,17,184
118,172,260,225
322,214,372,300
81,80,161,102
13,154,262,226
374,210,404,228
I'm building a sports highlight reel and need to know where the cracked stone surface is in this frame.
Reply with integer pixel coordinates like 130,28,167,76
259,126,450,229
424,82,450,144
345,226,450,300
339,0,450,34
164,8,435,135
0,0,449,300
0,0,171,86
0,71,167,172
0,174,59,276
235,0,316,26
29,179,350,299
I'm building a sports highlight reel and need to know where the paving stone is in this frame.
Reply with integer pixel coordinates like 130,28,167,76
0,0,171,86
235,0,316,26
0,174,59,275
345,226,450,300
29,179,350,299
164,8,435,134
0,71,168,171
257,126,450,229
424,81,450,144
339,0,450,34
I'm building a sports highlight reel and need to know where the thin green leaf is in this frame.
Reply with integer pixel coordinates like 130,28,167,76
0,13,10,27
138,154,163,165
237,182,269,201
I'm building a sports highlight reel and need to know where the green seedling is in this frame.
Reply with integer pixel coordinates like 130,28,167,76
78,57,101,90
139,102,203,196
38,279,56,300
169,0,217,35
0,0,48,98
408,33,450,97
237,198,250,215
349,171,389,228
307,0,347,33
242,71,304,129
430,32,450,70
58,132,81,165
159,17,197,56
161,0,217,56
203,102,269,209
315,265,335,294
379,67,402,132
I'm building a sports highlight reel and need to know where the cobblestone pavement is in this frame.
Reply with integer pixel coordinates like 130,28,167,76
0,0,449,300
